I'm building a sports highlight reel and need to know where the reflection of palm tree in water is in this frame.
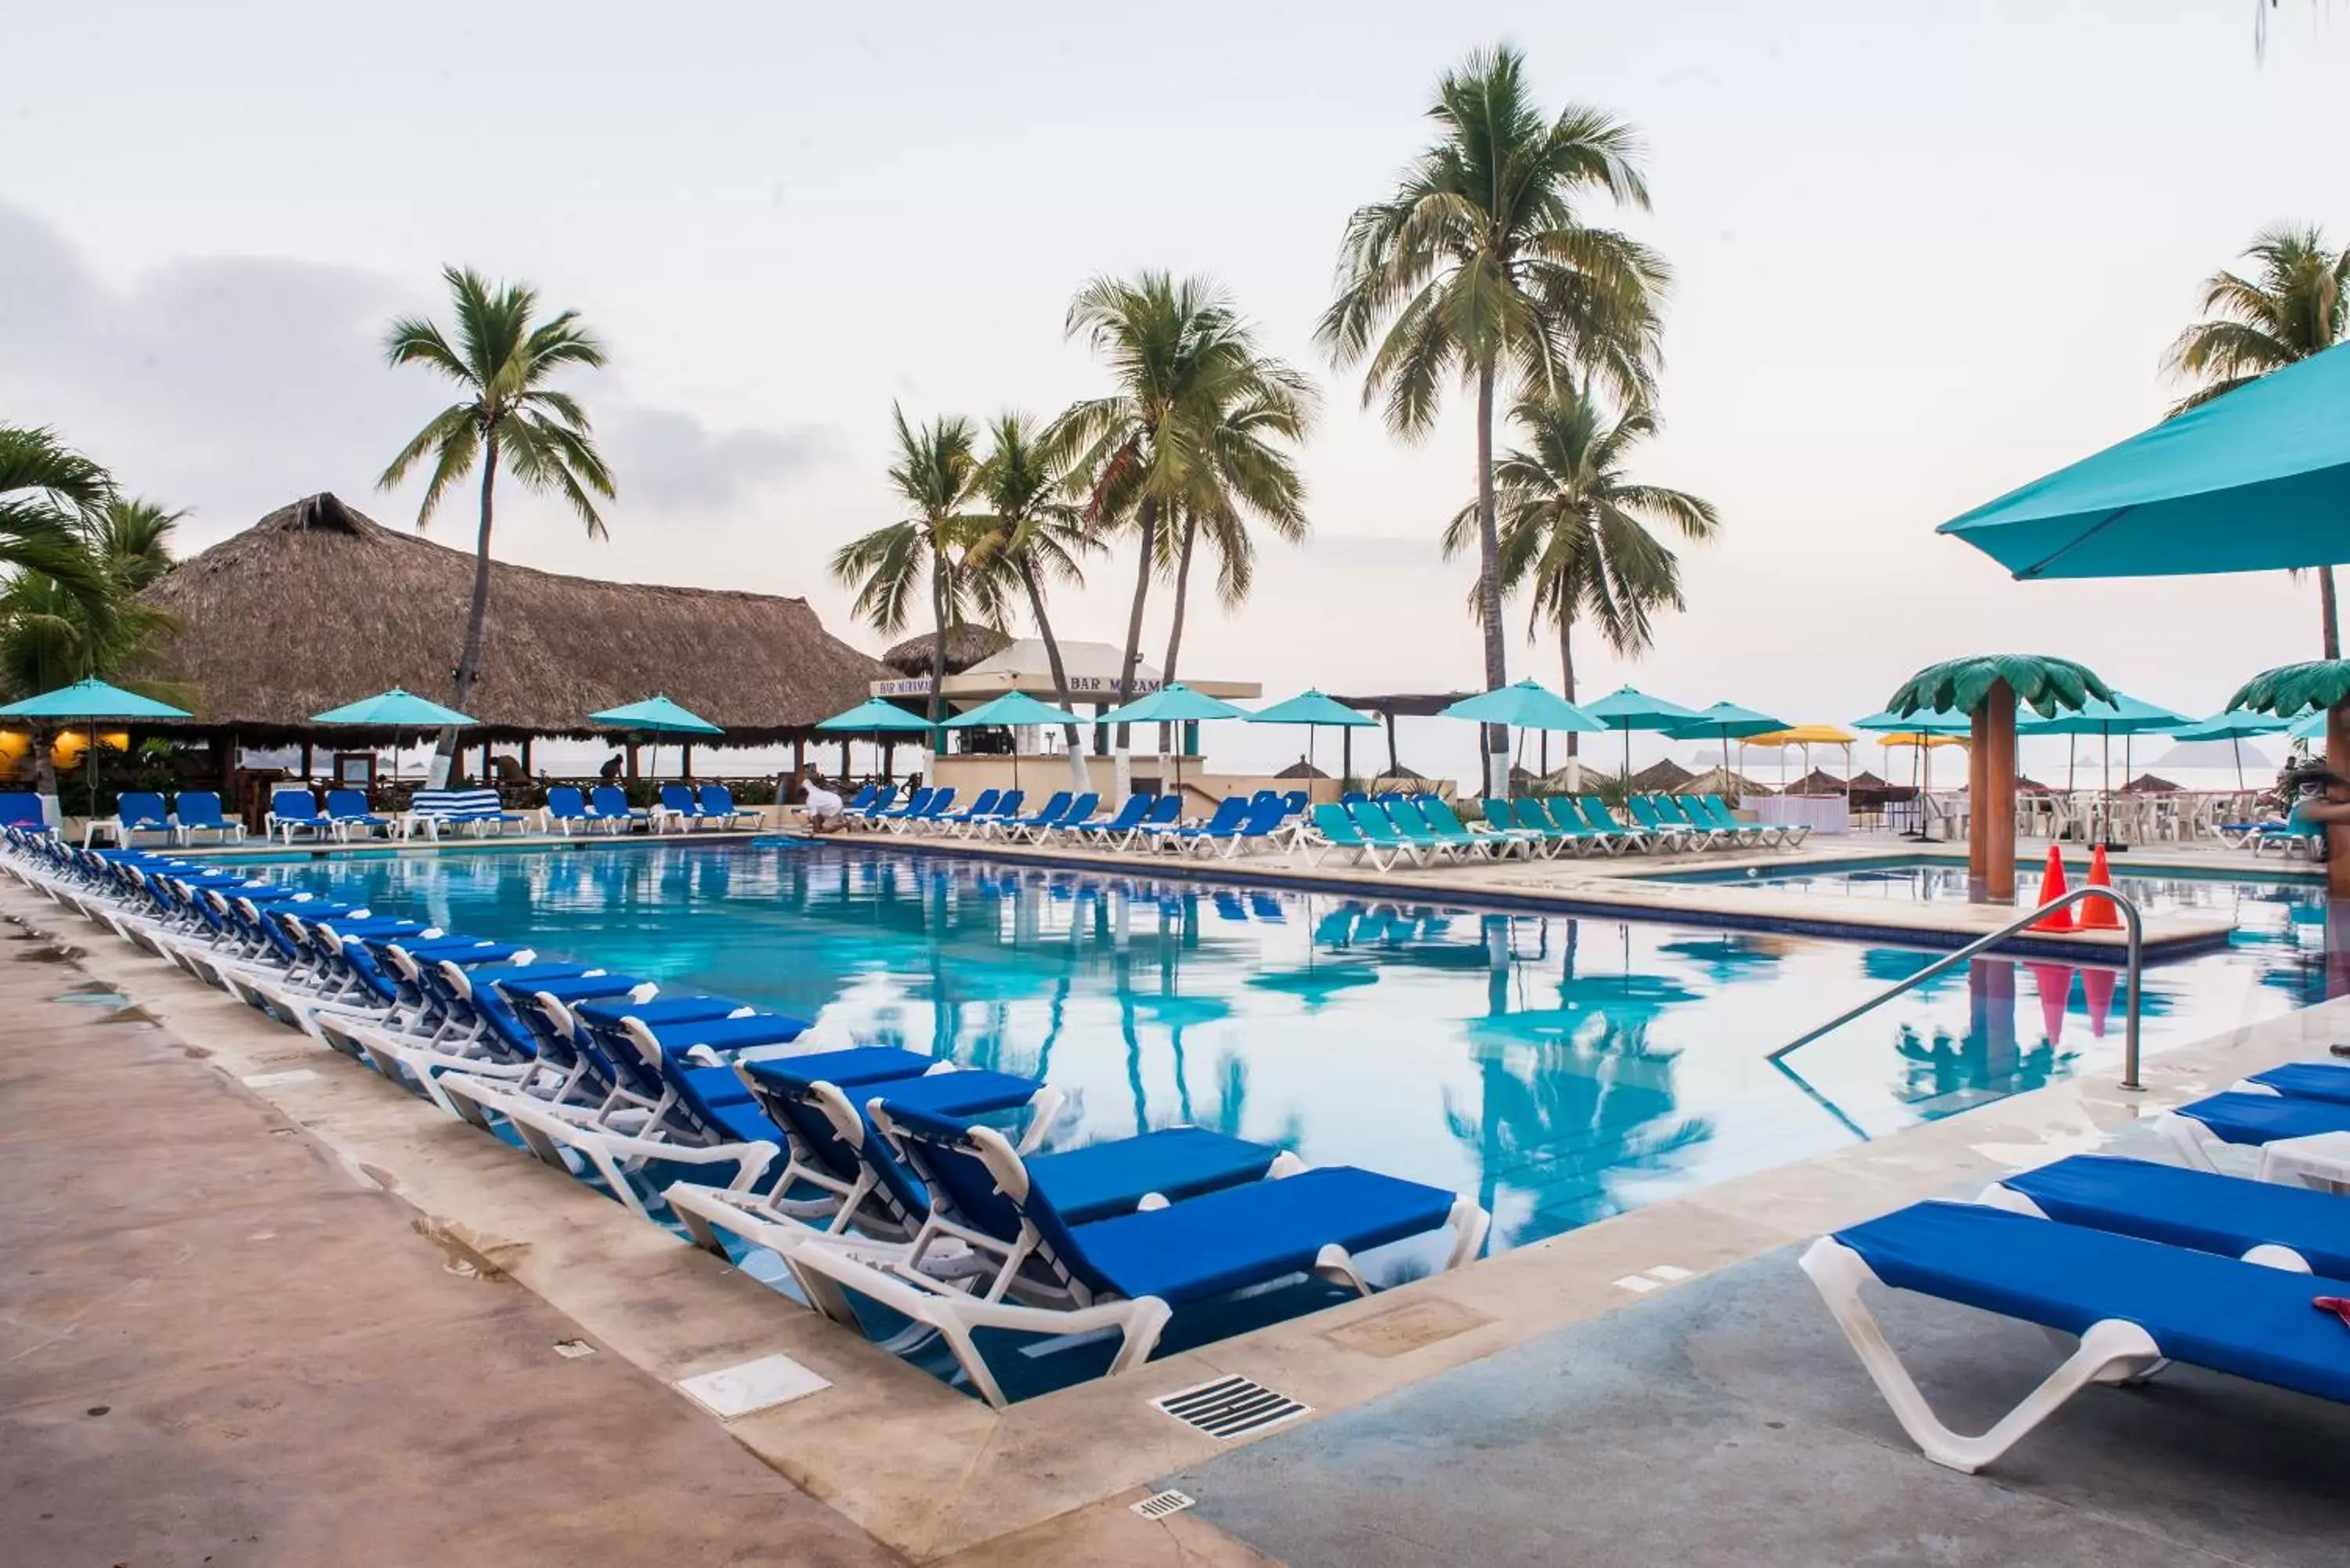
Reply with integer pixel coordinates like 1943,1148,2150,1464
1205,1051,1304,1151
1445,1013,1711,1247
1893,1024,2077,1105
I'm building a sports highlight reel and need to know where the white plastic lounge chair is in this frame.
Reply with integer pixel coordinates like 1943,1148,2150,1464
2157,1089,2350,1182
1802,1198,2350,1473
788,1089,1488,1407
1977,1153,2350,1276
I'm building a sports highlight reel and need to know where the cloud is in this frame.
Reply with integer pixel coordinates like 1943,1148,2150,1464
0,203,831,551
598,406,837,516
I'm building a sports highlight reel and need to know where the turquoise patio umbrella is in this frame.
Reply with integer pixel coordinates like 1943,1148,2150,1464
1665,701,1787,791
1940,338,2350,579
2019,692,2190,837
0,677,193,817
1441,681,1601,789
309,688,477,728
1853,707,1972,736
590,694,722,789
815,697,936,733
1097,684,1252,797
1248,688,1376,786
2169,708,2290,790
941,691,1082,793
1582,685,1700,783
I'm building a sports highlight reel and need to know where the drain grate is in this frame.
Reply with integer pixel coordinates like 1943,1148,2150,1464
1152,1375,1310,1440
1130,1490,1196,1520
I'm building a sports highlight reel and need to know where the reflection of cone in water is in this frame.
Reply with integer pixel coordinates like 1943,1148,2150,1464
2080,844,2120,930
2033,846,2073,931
2080,966,2117,1037
2027,963,2074,1046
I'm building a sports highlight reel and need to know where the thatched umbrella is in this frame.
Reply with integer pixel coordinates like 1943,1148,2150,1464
2230,660,2350,897
880,625,1011,678
1889,654,2110,901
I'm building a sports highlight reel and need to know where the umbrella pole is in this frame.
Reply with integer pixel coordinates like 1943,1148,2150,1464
89,720,98,820
2233,735,2244,794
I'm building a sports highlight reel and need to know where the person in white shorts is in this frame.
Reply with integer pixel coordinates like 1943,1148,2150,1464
801,771,846,833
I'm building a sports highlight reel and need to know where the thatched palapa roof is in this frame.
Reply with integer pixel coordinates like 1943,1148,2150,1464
881,625,1011,677
136,494,885,740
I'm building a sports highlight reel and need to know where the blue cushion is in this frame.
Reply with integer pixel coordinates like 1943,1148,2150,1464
1027,1129,1280,1225
2247,1063,2350,1107
576,995,745,1029
1067,1166,1460,1306
2005,1155,2350,1278
678,1064,761,1113
743,1046,940,1094
504,972,651,1004
875,1070,1050,1121
642,1013,807,1053
2175,1091,2350,1145
1835,1201,2350,1405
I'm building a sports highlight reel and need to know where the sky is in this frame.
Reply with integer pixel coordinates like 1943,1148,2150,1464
4,1,2345,785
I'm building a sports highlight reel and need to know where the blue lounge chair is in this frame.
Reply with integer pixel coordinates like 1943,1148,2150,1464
935,788,1003,834
0,791,47,833
1802,1198,2350,1472
886,786,956,833
1982,1154,2350,1277
870,786,935,830
172,791,244,845
2158,1089,2350,1178
102,790,174,848
542,786,591,835
1115,794,1181,850
2232,1060,2350,1106
1182,794,1289,858
841,783,894,826
1074,793,1154,847
989,790,1070,842
1144,795,1249,854
2250,800,2327,858
266,787,329,844
585,784,648,833
698,785,753,829
324,788,392,841
787,1088,1488,1407
657,782,708,831
1279,789,1309,818
1039,791,1104,843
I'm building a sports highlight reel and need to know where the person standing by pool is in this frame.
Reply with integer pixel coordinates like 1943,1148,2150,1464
801,770,845,833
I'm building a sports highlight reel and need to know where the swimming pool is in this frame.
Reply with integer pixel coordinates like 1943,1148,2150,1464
225,840,2326,1255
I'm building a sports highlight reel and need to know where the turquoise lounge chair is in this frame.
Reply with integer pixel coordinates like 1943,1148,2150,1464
1383,798,1468,862
1697,793,1789,848
1579,797,1658,854
1625,794,1695,851
1302,803,1392,869
1538,797,1622,855
1420,797,1523,858
1344,800,1430,867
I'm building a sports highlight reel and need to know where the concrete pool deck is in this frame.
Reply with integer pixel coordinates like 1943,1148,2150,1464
6,854,2345,1564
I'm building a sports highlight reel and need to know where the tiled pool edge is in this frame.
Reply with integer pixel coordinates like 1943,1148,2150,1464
10,873,2336,1563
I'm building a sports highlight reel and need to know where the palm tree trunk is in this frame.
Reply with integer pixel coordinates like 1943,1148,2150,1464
1116,497,1159,749
1018,557,1087,789
1559,617,1578,757
1474,362,1508,797
1160,509,1198,756
927,549,950,771
2323,565,2341,659
436,432,500,785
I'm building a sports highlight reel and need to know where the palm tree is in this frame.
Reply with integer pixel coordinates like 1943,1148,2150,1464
2164,224,2350,656
1158,373,1318,695
1321,45,1665,795
830,408,993,728
1053,273,1302,740
0,426,113,599
379,266,614,777
1442,389,1716,751
967,413,1097,772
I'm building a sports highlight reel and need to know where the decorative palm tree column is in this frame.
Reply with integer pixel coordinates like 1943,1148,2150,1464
1889,656,2112,905
2230,661,2350,899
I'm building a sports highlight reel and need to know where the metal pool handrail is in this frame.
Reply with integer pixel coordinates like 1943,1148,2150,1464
1769,887,2146,1092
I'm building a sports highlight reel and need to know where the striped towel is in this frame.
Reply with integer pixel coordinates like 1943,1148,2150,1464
409,788,510,820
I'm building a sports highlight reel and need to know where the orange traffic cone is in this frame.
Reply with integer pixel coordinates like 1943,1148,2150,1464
2033,845,2073,930
2080,844,2121,930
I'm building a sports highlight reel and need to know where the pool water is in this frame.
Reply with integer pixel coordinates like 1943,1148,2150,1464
226,840,2332,1255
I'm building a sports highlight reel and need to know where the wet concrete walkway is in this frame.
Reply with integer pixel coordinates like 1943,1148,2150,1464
0,927,903,1568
